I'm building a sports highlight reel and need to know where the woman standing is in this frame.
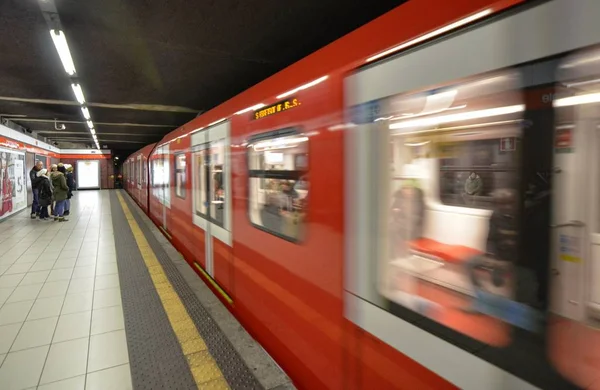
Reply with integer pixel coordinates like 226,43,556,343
37,169,53,220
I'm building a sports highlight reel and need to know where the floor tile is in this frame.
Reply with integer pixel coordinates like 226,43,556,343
94,274,119,291
28,261,55,273
72,266,95,279
53,311,91,343
28,296,64,321
13,254,40,264
58,250,80,259
6,283,43,303
75,257,96,267
0,323,22,354
86,363,132,390
40,252,61,262
52,259,77,269
11,316,58,351
46,268,74,282
0,273,26,288
0,353,5,366
62,292,93,315
0,287,14,305
93,288,121,310
38,280,69,298
0,345,49,390
40,337,89,385
0,300,35,325
67,277,94,295
96,262,118,276
88,330,128,372
91,305,125,335
4,263,33,275
38,375,85,390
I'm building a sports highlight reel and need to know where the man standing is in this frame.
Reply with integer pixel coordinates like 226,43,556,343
29,161,43,219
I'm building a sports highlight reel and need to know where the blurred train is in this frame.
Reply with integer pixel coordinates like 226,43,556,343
124,0,600,388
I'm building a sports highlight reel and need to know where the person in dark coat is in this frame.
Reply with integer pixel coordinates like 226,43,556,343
36,169,53,220
65,164,75,216
29,161,43,218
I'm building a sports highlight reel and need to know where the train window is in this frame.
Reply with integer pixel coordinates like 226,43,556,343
137,156,142,189
192,139,227,227
175,153,186,199
152,144,171,207
247,130,309,242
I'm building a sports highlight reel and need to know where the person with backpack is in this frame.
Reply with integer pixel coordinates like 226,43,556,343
36,168,53,220
50,166,70,222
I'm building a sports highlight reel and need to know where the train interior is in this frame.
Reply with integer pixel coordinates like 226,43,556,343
247,133,309,241
367,46,600,388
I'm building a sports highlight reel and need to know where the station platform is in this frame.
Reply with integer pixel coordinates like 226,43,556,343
0,190,293,390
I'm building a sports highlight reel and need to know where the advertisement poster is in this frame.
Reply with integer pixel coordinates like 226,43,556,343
0,148,26,220
77,160,100,189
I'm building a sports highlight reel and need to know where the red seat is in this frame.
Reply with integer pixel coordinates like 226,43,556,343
409,238,481,265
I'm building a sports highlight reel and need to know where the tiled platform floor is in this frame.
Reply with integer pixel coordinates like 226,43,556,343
0,191,132,390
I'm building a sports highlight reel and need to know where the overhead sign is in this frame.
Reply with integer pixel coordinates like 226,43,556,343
253,98,301,120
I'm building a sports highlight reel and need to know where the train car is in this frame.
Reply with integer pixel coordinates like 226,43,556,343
126,0,600,388
124,143,154,212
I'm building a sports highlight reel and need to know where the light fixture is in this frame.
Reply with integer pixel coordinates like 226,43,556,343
49,30,76,76
366,9,493,63
71,84,85,104
277,76,328,99
252,136,309,151
81,107,90,120
554,92,600,107
389,104,524,130
90,128,96,135
235,103,266,115
86,120,94,129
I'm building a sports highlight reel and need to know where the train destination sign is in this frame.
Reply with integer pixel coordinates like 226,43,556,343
253,98,301,120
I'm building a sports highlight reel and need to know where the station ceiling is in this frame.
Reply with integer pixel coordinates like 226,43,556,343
0,0,403,156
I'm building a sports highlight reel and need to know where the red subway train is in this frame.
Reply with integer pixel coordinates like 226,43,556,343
124,0,600,388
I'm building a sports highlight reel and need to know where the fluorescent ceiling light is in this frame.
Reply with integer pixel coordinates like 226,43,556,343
86,120,94,129
90,128,96,135
554,92,600,107
81,107,90,120
389,104,524,130
235,103,266,115
253,136,308,151
366,9,493,63
277,76,328,99
50,30,76,75
71,84,85,104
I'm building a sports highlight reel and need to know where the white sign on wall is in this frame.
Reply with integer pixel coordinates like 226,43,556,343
77,160,100,189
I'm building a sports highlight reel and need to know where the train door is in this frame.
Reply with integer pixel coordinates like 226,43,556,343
153,144,170,231
549,122,586,321
191,121,232,292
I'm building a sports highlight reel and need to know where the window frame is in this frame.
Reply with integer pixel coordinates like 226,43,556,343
246,127,308,243
174,152,187,199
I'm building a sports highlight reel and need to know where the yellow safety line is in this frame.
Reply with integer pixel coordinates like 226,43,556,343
116,192,229,390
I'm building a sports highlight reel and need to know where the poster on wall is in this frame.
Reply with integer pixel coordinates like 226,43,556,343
0,148,26,220
77,160,100,189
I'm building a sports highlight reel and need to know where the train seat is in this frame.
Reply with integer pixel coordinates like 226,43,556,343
409,206,491,264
